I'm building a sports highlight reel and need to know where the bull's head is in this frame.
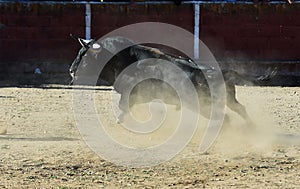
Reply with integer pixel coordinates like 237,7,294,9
69,34,102,84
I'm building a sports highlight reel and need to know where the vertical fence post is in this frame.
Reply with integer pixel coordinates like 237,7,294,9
85,3,91,40
194,3,200,60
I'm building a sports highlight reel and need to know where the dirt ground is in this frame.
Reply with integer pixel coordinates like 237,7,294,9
0,85,299,188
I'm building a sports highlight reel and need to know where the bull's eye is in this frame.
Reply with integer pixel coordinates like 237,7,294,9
92,43,101,49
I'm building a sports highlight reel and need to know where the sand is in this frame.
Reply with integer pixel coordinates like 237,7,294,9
0,85,299,188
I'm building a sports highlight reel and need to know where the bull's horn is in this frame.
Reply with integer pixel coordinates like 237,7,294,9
70,33,79,40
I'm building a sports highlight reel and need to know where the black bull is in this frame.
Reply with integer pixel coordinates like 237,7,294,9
69,36,275,125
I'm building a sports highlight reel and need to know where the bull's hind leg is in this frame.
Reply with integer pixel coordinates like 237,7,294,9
226,83,254,126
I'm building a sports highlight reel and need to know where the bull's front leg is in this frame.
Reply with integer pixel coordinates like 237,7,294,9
117,94,127,123
117,93,135,124
69,72,75,85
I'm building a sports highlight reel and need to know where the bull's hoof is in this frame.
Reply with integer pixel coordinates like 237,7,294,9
117,114,125,124
116,119,122,124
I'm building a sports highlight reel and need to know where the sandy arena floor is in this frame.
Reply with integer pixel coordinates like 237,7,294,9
0,85,299,188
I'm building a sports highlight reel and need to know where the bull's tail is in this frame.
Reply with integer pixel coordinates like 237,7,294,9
223,67,277,85
256,67,278,81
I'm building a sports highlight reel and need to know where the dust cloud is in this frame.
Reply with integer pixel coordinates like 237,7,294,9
203,86,300,157
96,85,299,159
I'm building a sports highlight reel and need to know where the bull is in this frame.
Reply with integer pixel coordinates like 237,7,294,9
69,35,276,126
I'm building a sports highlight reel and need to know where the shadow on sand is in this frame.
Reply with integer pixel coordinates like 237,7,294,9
0,135,79,142
0,84,114,91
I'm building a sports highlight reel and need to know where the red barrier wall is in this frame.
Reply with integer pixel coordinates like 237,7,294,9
0,2,299,85
0,3,85,75
200,4,300,61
